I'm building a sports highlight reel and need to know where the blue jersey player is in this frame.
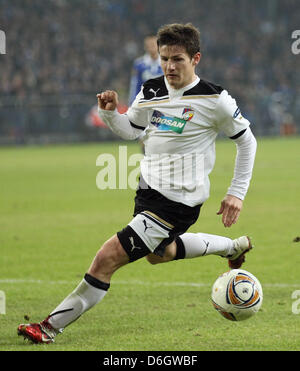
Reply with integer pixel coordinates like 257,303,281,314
128,35,163,105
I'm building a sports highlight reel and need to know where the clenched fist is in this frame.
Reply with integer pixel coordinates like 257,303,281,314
97,90,119,111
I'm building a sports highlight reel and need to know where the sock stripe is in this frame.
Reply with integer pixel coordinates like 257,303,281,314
49,308,74,318
84,273,110,291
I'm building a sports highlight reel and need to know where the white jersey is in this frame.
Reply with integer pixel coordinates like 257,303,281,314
126,76,250,206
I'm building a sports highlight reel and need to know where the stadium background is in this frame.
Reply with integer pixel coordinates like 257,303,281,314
0,0,299,145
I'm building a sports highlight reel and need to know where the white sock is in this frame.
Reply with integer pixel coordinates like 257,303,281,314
48,274,109,332
177,232,234,259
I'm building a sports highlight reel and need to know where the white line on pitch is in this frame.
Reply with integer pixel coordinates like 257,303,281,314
0,278,299,288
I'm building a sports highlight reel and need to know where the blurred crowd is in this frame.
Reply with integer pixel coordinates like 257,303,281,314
0,0,299,138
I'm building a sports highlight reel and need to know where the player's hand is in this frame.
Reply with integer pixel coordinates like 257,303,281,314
96,90,119,111
217,194,243,228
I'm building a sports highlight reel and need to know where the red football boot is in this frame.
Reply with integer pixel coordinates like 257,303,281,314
17,316,57,344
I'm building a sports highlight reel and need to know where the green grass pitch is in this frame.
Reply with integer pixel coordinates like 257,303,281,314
0,137,300,351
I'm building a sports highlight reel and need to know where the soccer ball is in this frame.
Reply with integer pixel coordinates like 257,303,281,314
211,269,263,321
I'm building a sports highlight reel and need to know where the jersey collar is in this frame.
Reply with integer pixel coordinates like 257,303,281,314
164,75,200,99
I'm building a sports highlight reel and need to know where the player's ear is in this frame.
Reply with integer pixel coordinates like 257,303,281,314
192,52,201,66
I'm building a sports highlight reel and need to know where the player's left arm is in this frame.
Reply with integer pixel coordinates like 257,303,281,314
217,128,257,227
214,90,257,227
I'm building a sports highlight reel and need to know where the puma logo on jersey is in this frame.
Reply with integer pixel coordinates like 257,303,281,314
149,88,160,97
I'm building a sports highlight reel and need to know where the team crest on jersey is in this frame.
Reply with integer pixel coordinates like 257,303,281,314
182,108,194,121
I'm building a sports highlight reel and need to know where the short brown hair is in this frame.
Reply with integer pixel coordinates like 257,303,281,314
156,23,201,59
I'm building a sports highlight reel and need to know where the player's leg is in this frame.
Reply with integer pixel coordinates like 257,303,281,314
45,235,129,332
87,234,129,282
146,240,177,264
175,232,236,259
44,213,175,334
147,233,252,268
176,233,252,268
17,234,139,343
17,209,174,344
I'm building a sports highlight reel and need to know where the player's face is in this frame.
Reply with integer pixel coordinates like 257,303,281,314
159,44,201,90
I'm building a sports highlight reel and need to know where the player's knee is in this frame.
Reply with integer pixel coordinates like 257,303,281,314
146,254,162,265
91,235,129,274
146,241,177,265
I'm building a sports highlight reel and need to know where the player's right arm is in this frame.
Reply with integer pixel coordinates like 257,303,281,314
97,90,146,140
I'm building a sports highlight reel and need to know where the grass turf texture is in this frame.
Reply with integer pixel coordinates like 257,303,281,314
0,137,300,351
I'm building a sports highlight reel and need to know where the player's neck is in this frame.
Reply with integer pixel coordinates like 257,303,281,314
165,74,199,92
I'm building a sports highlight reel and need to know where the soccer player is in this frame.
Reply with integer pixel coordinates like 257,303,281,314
18,23,257,344
128,35,163,105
